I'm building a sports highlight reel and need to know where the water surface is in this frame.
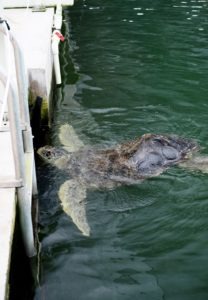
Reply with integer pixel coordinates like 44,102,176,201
35,1,208,299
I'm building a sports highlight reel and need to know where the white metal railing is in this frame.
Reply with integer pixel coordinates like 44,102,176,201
0,69,24,187
0,21,33,148
0,20,11,127
0,19,37,257
0,1,68,257
0,21,24,187
10,29,34,152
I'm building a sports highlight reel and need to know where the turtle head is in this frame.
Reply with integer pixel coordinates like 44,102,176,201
37,146,70,168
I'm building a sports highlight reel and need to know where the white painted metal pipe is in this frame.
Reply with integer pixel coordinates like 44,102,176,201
0,21,11,127
52,31,62,85
11,35,33,153
17,186,36,257
11,35,30,124
0,69,36,257
0,23,38,256
0,22,33,153
0,21,36,256
52,4,64,85
0,69,23,182
54,3,62,29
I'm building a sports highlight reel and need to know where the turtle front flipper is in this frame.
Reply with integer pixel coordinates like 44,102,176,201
179,155,208,173
58,179,90,236
59,124,84,152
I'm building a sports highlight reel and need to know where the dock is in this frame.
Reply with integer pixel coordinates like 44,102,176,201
0,1,74,299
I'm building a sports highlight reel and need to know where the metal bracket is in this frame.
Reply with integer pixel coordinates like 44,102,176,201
0,122,9,132
0,179,23,188
0,121,27,132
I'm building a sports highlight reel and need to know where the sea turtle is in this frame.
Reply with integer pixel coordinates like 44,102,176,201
38,124,206,236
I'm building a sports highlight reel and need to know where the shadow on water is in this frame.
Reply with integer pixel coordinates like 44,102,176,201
9,211,35,300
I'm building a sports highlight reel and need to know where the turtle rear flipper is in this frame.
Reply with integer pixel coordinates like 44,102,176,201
58,179,90,236
179,155,208,173
59,124,84,152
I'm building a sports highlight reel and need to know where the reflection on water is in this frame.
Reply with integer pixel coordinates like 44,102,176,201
35,0,208,299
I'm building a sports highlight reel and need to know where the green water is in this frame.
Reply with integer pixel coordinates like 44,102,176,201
35,1,208,299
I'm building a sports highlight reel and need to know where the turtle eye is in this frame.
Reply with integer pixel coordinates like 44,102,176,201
46,150,52,158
